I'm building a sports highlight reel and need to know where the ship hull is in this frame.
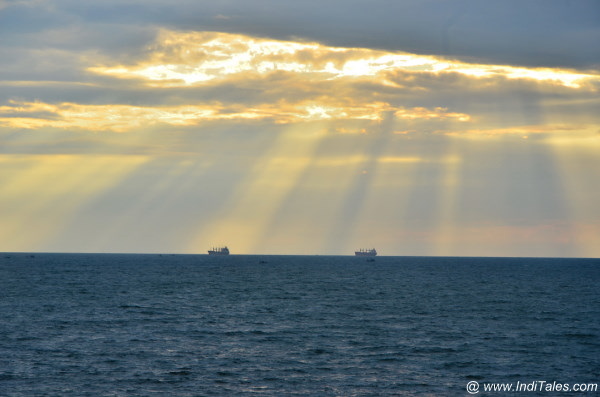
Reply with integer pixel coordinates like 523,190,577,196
355,251,377,257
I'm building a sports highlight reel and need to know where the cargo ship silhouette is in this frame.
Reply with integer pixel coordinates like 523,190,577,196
208,246,230,255
355,248,377,257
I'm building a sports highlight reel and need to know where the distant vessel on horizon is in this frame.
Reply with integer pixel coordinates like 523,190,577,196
355,248,377,257
208,246,230,255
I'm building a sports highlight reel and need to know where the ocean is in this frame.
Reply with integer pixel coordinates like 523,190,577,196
1,254,598,396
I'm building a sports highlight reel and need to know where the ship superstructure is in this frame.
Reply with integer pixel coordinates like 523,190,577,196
208,246,230,255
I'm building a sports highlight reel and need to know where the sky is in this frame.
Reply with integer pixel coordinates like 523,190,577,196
1,0,599,257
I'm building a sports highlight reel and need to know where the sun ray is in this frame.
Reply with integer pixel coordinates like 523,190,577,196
187,123,329,254
431,152,462,256
0,154,148,251
252,141,369,255
548,135,600,257
323,112,396,253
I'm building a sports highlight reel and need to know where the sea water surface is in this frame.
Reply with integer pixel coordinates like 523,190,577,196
1,254,599,396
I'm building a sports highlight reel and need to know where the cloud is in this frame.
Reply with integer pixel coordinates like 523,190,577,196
4,1,598,71
90,30,599,89
108,0,597,70
0,99,471,133
2,29,598,148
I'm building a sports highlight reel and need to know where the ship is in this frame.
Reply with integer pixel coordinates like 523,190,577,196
355,248,377,257
208,246,230,255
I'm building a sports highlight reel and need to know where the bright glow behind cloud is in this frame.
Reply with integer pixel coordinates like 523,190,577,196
1,29,596,136
0,100,470,131
90,30,598,88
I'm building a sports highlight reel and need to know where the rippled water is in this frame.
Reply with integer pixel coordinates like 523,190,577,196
1,254,599,396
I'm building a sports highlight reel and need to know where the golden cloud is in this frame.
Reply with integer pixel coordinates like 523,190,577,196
0,100,470,132
444,124,600,141
90,29,599,89
4,30,597,134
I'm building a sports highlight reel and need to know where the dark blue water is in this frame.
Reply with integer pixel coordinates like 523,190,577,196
1,254,599,396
